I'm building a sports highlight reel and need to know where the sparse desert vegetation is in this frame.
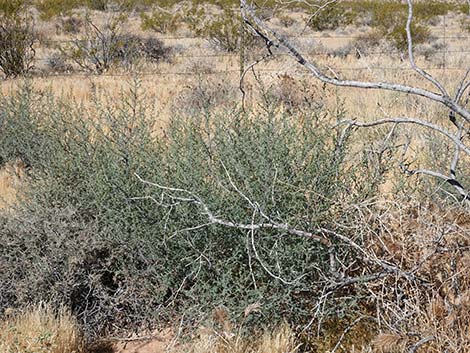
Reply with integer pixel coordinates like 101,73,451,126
0,1,469,352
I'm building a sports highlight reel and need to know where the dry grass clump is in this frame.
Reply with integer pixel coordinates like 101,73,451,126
0,160,26,209
180,324,299,353
0,303,86,353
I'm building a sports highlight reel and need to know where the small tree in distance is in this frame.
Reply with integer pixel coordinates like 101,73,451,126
0,0,36,78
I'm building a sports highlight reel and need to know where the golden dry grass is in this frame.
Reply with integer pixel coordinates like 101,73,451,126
173,324,299,353
0,160,25,210
0,303,86,353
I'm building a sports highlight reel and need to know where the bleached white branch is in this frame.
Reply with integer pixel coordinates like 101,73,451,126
338,117,470,155
405,0,449,97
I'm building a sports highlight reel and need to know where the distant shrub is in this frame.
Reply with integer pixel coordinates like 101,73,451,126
46,52,73,73
361,1,433,51
35,0,81,20
270,74,327,112
140,8,180,34
139,36,172,62
307,3,357,31
59,16,83,34
0,5,36,78
388,22,431,51
306,1,448,50
173,76,235,113
352,30,383,56
86,0,108,11
187,6,262,52
201,9,242,52
278,14,295,28
61,16,171,73
460,17,470,32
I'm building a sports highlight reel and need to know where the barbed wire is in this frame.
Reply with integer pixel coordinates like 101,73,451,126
27,66,469,79
38,34,470,42
34,48,470,61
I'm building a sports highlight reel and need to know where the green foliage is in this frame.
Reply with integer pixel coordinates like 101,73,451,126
388,21,431,51
0,82,378,339
140,9,180,34
197,8,243,52
35,0,81,20
0,0,29,18
308,2,357,31
186,6,260,52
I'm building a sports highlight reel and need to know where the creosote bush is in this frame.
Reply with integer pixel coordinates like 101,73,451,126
0,82,380,343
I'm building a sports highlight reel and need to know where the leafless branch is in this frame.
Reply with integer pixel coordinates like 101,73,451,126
338,117,470,155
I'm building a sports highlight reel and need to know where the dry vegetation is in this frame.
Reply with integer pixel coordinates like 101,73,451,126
0,303,86,353
1,0,470,352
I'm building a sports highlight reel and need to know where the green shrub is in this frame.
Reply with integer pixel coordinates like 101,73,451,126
35,0,81,20
0,82,379,340
140,9,181,34
388,22,431,51
86,0,108,11
307,2,358,31
361,1,433,51
186,6,261,52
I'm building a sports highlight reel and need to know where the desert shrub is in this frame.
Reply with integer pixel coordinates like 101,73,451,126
46,51,73,73
366,1,432,51
173,76,236,114
59,16,83,34
416,40,447,61
86,0,108,11
140,8,181,34
278,14,295,28
388,22,431,51
139,36,172,62
35,0,81,20
460,16,470,32
307,2,357,31
267,74,327,113
0,2,36,78
61,16,171,73
305,1,445,50
0,82,381,341
185,6,261,52
196,8,243,52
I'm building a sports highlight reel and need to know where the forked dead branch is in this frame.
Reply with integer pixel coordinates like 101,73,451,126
241,0,470,203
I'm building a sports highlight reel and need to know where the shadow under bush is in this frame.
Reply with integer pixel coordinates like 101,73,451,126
0,81,380,343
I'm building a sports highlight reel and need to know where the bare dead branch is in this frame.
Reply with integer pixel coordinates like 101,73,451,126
338,118,470,155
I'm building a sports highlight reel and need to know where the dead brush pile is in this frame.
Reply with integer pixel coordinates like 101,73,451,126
370,200,470,353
